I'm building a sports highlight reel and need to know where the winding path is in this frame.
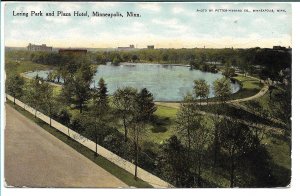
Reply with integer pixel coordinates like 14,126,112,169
155,75,269,108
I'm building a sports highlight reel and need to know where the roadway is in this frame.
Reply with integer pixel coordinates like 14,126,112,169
4,104,128,188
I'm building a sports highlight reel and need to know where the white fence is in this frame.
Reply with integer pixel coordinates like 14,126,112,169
6,94,173,188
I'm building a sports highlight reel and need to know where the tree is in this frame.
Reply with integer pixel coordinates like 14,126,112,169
62,76,91,113
93,78,109,114
136,88,157,122
112,87,138,142
132,54,139,62
157,135,191,187
189,117,213,186
219,119,257,187
222,65,235,78
6,74,25,104
213,77,232,103
130,88,156,180
80,113,109,156
24,75,44,117
193,79,210,104
176,94,199,161
57,108,72,137
112,56,121,65
39,82,57,127
61,65,95,113
176,94,213,186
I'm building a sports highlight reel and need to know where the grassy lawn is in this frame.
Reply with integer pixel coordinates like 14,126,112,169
229,75,264,100
5,59,53,76
262,133,291,186
146,105,178,144
204,75,264,102
6,100,152,188
240,86,289,127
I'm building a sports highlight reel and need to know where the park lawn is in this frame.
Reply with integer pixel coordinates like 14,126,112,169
147,105,178,144
206,75,264,102
240,87,288,126
5,59,53,76
154,105,178,119
261,133,291,186
233,75,261,89
229,75,264,100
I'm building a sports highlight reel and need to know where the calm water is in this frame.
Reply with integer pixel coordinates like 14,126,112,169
25,63,240,101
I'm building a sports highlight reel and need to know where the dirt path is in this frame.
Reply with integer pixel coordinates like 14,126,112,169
4,104,128,188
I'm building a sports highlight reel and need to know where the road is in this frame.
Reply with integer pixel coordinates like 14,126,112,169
4,104,128,188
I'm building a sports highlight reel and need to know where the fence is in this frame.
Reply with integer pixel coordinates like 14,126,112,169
5,94,173,188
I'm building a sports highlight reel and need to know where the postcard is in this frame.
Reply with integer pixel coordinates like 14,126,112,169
1,1,292,189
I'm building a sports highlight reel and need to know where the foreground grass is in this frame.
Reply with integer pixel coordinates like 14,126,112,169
7,101,153,188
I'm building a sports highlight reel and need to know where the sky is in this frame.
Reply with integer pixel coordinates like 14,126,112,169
4,2,292,49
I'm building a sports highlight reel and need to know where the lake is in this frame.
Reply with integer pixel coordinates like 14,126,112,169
25,63,240,101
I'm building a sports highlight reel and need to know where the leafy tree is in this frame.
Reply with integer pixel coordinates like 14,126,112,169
219,119,257,187
157,135,191,187
61,65,95,113
129,88,156,180
193,79,210,104
6,74,25,104
80,114,109,156
62,76,91,113
39,82,57,127
132,54,139,62
222,66,236,78
112,87,138,142
136,88,157,122
189,117,213,185
176,94,213,186
213,77,232,103
24,75,44,117
176,94,199,161
56,108,72,136
112,56,121,65
93,78,109,114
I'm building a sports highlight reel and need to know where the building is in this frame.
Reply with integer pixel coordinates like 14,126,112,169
147,45,154,49
27,43,52,51
273,46,287,50
58,49,87,56
117,45,135,51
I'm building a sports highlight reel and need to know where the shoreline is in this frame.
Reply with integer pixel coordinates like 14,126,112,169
110,62,191,67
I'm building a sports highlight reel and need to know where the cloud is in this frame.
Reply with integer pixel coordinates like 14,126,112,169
172,6,185,14
152,18,178,26
152,18,189,34
44,15,71,24
91,2,119,10
138,3,161,12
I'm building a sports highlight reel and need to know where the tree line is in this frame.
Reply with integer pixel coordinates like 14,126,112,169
25,47,291,80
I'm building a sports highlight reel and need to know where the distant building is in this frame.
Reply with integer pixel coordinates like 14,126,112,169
147,45,154,49
117,45,135,51
273,45,287,50
58,49,87,55
27,43,52,51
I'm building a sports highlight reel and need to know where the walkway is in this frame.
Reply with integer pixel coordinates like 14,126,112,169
155,76,269,108
4,104,128,188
